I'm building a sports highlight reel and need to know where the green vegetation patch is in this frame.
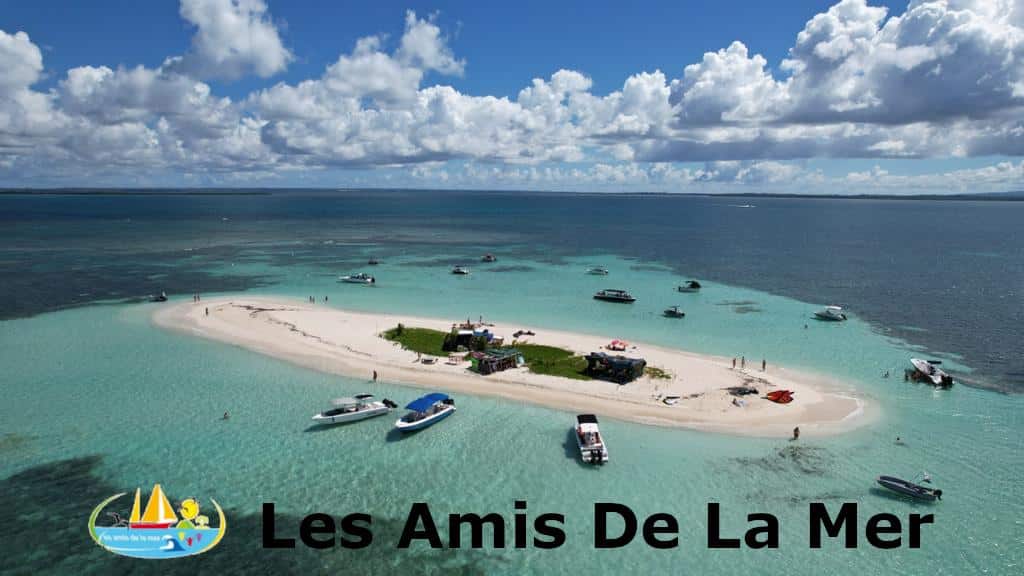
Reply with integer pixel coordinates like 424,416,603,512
645,366,672,379
382,324,592,380
382,324,448,357
515,344,591,380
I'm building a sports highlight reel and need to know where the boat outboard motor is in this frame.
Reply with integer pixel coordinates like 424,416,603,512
934,489,942,500
940,375,953,387
382,398,398,409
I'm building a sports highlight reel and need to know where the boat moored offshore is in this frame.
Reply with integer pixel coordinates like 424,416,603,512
395,393,456,432
677,280,701,293
663,305,686,318
340,272,376,284
312,394,397,425
814,305,847,321
876,475,942,501
586,266,609,275
451,265,471,275
908,358,953,387
593,289,636,303
574,414,609,464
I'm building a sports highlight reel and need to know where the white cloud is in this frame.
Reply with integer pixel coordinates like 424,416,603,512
1,1,1023,193
168,0,291,80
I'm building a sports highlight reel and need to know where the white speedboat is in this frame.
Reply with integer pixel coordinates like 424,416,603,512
340,272,376,284
312,394,397,425
677,280,701,293
395,393,456,432
575,414,608,464
586,266,609,275
451,266,471,275
909,358,953,387
814,305,847,321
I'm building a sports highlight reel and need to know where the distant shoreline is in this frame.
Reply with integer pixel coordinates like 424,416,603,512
152,296,871,438
2,187,1021,201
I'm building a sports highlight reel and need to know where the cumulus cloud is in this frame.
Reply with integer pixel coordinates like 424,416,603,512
167,0,291,80
1,0,1023,192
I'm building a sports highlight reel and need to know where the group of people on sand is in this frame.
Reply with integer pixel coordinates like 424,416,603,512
731,356,767,371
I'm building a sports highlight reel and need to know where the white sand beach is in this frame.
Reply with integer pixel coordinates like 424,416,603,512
153,296,871,437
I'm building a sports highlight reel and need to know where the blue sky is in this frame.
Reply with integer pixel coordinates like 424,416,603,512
0,0,1021,192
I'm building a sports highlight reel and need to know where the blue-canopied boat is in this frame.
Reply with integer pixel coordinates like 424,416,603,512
395,393,456,432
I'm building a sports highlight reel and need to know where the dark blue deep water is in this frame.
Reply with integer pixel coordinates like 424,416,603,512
1,190,1021,391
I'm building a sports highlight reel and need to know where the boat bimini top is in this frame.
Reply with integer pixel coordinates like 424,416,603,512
405,393,450,413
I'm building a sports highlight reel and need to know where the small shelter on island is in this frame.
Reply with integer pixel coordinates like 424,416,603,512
470,348,523,375
585,352,646,383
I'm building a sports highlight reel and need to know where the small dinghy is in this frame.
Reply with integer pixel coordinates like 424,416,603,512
395,393,456,432
149,291,168,303
765,390,794,404
662,395,681,406
586,266,609,275
481,253,497,262
451,265,471,275
876,475,942,501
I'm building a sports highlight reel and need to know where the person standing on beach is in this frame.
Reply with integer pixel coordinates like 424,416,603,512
741,356,746,369
792,426,800,440
205,307,208,316
732,358,736,369
372,370,378,382
762,358,766,371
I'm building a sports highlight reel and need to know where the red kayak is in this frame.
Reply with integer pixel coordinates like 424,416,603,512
765,390,794,404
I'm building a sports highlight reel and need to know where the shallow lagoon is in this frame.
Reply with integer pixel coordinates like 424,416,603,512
1,253,1021,574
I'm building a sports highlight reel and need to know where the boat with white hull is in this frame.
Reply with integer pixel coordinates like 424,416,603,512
814,305,847,321
909,358,953,387
313,394,396,425
339,273,376,284
574,414,609,465
395,393,456,432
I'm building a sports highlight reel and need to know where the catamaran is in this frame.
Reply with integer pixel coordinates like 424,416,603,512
312,394,397,425
129,484,178,529
395,393,456,432
574,414,609,464
593,289,636,303
339,272,376,284
814,305,847,321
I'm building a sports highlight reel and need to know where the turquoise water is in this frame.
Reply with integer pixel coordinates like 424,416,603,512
1,253,1021,574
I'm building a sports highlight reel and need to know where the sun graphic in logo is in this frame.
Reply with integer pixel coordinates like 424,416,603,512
88,484,227,559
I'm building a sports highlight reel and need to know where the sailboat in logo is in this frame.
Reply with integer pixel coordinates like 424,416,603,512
128,484,178,529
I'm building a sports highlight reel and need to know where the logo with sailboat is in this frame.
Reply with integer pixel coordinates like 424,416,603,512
88,483,226,559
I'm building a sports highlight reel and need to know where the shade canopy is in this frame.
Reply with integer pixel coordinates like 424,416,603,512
405,393,449,412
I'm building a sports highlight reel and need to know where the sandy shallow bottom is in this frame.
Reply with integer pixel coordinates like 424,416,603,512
153,296,873,437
